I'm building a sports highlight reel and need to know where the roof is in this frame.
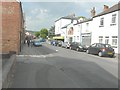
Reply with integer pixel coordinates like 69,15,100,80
94,2,120,17
74,18,93,25
55,15,79,22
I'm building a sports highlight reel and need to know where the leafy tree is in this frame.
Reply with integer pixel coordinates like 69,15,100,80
40,28,48,39
78,16,86,19
48,25,55,38
35,31,40,37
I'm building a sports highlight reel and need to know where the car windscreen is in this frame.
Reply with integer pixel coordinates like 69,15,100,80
35,41,40,43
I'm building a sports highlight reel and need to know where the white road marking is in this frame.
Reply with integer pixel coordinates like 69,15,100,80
16,54,55,58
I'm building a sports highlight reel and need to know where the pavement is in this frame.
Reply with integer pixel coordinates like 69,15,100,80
0,57,2,89
2,54,16,88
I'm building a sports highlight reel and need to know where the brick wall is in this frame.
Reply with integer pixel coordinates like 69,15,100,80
1,1,24,54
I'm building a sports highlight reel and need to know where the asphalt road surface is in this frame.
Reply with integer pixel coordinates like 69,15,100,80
10,42,118,88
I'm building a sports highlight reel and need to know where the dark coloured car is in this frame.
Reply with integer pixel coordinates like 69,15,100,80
69,42,88,52
86,43,115,57
33,40,42,46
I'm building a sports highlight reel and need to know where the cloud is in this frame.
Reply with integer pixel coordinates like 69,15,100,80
22,2,118,31
24,7,50,31
31,8,48,14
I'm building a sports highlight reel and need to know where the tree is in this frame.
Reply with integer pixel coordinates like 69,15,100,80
78,16,86,19
48,25,55,38
35,31,40,37
40,28,48,39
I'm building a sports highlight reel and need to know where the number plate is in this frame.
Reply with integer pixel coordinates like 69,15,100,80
108,52,112,54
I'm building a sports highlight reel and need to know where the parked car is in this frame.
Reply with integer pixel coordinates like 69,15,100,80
39,38,46,42
61,42,67,48
69,42,88,52
51,40,58,46
86,43,115,57
57,41,63,47
65,42,72,49
33,40,42,46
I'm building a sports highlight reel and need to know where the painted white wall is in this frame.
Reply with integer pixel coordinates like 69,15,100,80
55,19,71,35
118,10,120,54
61,28,67,42
91,11,118,53
73,24,81,42
72,20,92,43
81,20,92,34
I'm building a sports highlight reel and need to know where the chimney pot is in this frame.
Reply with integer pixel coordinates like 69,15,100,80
91,7,96,17
104,5,109,11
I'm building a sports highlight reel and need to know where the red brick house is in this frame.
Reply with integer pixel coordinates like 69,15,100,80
1,0,25,54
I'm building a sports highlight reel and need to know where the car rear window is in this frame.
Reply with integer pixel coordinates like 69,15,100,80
105,44,111,48
35,41,40,43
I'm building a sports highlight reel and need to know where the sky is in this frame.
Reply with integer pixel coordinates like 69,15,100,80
20,0,118,31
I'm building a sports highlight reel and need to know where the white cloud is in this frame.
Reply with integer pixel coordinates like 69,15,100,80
31,8,48,14
25,9,50,31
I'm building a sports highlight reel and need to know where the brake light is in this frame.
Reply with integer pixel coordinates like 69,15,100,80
101,48,106,52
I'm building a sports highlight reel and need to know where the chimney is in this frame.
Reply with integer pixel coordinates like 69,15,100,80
91,7,96,17
103,5,109,11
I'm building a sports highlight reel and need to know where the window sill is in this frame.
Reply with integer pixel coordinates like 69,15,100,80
110,23,116,26
99,25,104,27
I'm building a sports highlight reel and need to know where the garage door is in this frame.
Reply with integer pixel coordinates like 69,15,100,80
82,36,91,46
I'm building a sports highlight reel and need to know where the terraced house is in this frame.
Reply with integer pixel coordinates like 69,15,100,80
54,2,120,54
54,14,78,42
91,3,120,54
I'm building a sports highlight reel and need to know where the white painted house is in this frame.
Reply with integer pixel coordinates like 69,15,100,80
54,15,78,41
73,18,93,46
73,23,81,43
54,3,119,54
91,3,120,53
55,17,71,35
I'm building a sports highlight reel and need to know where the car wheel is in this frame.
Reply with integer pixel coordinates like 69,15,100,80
98,52,103,57
110,55,114,58
86,50,90,54
65,46,68,49
76,48,79,51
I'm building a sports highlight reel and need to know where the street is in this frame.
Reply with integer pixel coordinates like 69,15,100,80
10,42,118,88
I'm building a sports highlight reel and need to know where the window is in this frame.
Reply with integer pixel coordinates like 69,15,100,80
96,44,105,48
99,36,103,43
77,36,79,40
91,43,96,47
105,36,109,44
110,14,116,26
112,14,116,23
112,36,117,45
100,18,104,27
